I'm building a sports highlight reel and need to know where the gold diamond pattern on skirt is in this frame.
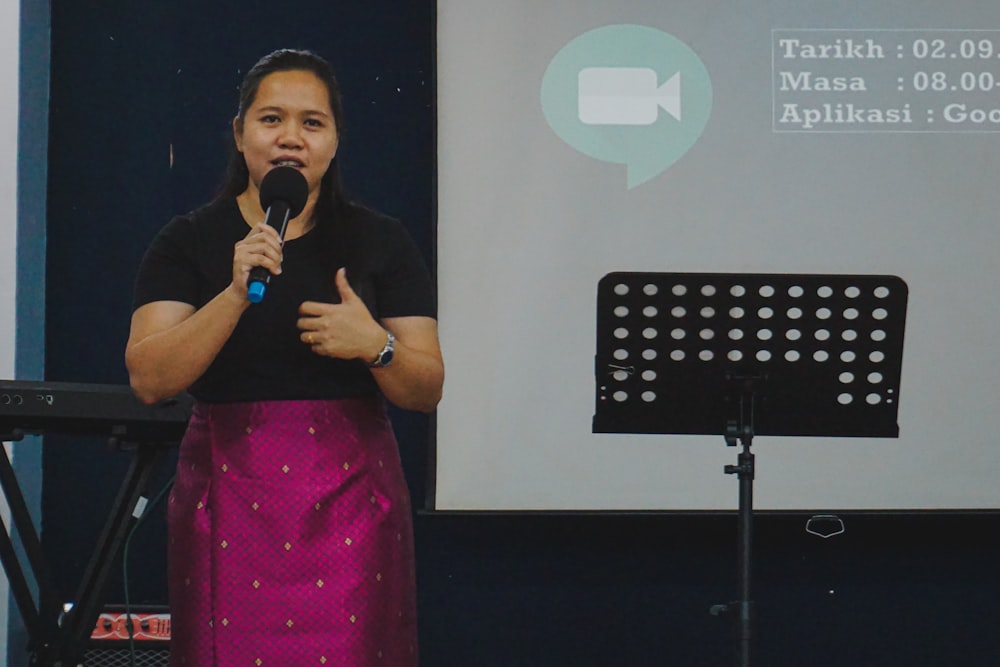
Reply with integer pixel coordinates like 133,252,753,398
167,398,417,666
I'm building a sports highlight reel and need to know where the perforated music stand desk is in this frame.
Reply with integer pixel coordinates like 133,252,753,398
592,272,907,667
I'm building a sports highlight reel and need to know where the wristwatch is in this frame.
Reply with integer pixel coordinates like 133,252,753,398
368,331,396,368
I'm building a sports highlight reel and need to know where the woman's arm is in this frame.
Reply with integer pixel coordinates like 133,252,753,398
126,221,283,404
125,286,248,404
368,315,444,413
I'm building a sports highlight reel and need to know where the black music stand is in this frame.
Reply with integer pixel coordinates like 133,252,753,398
592,272,908,667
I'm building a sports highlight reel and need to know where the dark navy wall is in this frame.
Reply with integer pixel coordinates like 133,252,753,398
37,2,1000,666
42,0,437,610
38,3,438,660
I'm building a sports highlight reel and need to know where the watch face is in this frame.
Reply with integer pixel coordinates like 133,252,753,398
370,331,396,367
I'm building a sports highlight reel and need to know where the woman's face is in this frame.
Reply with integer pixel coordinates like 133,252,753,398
234,69,339,204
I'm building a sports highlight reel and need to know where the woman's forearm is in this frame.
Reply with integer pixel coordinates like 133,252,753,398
126,285,249,404
370,340,445,413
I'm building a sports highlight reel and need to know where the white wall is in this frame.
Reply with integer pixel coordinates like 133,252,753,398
436,1,1000,511
1,0,21,658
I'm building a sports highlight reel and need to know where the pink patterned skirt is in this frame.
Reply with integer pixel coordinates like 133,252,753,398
167,398,418,666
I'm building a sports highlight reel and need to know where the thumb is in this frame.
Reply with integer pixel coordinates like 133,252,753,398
334,267,357,302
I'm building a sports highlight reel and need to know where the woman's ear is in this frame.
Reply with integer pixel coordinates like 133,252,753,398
232,116,244,152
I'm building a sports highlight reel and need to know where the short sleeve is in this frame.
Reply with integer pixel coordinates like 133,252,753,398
132,214,202,310
372,217,436,319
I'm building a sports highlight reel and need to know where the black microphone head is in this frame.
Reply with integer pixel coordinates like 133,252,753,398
259,166,309,218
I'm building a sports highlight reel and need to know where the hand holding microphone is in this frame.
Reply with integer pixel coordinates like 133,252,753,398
246,166,309,304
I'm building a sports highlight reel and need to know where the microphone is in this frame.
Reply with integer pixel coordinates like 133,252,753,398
246,166,309,303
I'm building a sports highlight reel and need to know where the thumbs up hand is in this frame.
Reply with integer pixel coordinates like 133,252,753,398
297,268,387,362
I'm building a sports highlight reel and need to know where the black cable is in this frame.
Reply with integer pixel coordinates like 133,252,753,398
121,470,176,666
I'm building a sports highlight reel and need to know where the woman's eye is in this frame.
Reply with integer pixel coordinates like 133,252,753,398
260,115,280,124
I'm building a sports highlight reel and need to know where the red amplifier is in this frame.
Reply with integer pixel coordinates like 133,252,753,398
90,607,171,642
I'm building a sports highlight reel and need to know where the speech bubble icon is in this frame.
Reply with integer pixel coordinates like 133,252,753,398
542,25,713,189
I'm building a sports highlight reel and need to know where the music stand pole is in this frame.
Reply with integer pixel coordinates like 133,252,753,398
710,374,762,666
732,435,754,667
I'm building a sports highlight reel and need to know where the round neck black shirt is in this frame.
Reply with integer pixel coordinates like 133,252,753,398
132,198,435,403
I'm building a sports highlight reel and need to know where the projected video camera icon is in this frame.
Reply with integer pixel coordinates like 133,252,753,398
578,67,681,125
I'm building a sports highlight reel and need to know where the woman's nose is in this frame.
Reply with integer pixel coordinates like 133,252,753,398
278,123,304,147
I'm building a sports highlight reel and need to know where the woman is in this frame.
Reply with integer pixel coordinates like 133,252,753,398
126,48,443,666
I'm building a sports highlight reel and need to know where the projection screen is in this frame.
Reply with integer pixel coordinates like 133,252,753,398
434,1,1000,511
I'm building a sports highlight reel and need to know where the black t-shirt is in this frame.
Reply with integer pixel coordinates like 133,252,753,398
132,198,435,402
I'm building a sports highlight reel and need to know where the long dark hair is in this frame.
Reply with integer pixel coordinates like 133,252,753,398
218,48,352,227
